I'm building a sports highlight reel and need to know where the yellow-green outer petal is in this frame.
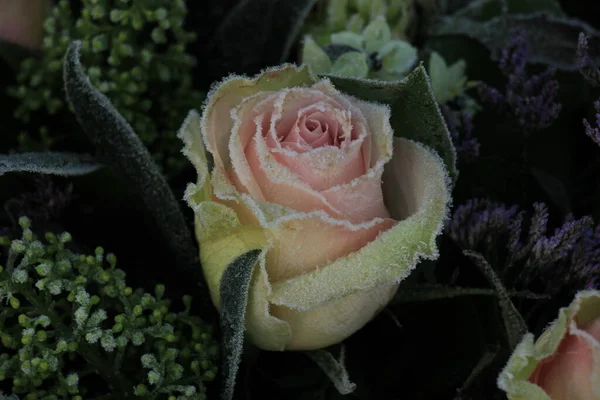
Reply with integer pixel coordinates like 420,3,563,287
269,138,450,310
178,110,211,203
497,290,600,400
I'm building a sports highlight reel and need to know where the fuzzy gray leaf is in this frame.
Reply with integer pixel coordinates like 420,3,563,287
62,41,199,279
0,152,103,176
220,249,262,400
464,250,527,350
205,0,318,79
429,12,600,71
307,346,356,395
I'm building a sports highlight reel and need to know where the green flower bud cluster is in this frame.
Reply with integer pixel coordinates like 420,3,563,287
302,16,417,80
0,217,218,399
8,0,203,176
307,0,415,45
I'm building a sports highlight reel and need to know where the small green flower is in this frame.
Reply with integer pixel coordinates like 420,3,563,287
427,51,480,114
302,17,417,80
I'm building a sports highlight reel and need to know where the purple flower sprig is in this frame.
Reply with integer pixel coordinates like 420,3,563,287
576,32,600,86
583,100,600,147
478,30,562,133
439,103,480,163
448,199,599,294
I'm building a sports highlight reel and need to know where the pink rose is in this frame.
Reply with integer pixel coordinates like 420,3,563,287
181,64,450,350
498,290,600,400
0,0,49,50
530,318,600,399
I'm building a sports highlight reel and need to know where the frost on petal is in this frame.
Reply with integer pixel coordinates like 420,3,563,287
229,92,280,200
201,64,316,174
268,138,451,310
179,110,211,204
497,290,600,400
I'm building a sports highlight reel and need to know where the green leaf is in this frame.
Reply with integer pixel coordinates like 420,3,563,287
204,0,318,78
219,249,262,400
331,51,370,78
464,251,527,350
301,36,332,74
62,41,200,282
0,152,103,176
429,12,600,71
306,346,356,395
379,40,418,74
454,0,564,21
324,65,458,181
362,17,391,54
428,51,468,104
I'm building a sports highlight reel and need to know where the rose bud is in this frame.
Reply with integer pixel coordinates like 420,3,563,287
498,290,600,400
0,0,50,50
180,64,451,351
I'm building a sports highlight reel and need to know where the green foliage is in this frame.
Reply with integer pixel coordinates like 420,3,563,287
8,0,203,175
302,17,418,80
306,0,416,44
0,217,218,399
427,51,479,110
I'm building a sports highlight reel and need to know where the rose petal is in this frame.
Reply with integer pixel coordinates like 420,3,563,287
265,216,396,283
531,331,596,400
269,138,451,310
201,65,316,177
228,92,280,200
270,283,398,350
498,290,600,400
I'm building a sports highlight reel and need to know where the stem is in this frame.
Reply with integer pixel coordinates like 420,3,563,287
21,288,136,397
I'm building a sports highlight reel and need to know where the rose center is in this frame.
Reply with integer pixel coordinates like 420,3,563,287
278,109,350,153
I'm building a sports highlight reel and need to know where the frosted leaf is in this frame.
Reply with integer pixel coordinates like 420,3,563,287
0,152,103,177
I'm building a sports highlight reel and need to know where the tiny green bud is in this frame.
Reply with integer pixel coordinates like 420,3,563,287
112,323,124,333
106,253,117,266
19,216,31,229
11,240,26,253
155,284,165,298
133,305,143,316
134,384,149,395
123,287,133,296
36,330,48,342
10,296,20,309
18,314,31,327
59,232,72,243
91,295,101,305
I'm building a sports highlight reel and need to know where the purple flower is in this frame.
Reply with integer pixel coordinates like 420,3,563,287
583,100,600,147
576,32,600,86
448,199,599,294
478,30,562,133
439,104,480,163
447,198,518,250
